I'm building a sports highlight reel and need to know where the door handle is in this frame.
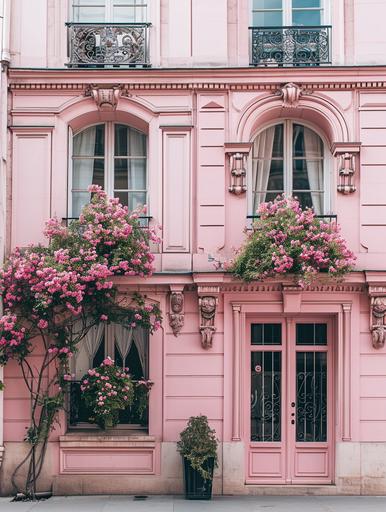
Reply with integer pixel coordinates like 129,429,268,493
291,402,296,407
291,420,295,425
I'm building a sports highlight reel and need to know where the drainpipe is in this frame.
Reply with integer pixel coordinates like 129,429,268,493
0,0,10,469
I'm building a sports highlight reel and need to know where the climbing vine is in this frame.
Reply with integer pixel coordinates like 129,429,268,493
0,186,162,499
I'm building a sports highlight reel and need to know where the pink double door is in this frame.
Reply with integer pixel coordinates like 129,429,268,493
246,318,333,484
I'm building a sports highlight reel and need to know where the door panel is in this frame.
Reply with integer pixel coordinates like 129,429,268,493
247,319,333,484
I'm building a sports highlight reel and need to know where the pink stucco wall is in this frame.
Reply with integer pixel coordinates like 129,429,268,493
3,0,386,497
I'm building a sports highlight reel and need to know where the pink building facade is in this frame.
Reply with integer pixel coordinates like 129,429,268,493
2,0,386,496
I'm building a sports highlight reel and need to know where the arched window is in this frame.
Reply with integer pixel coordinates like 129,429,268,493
250,121,326,214
72,0,147,23
71,122,147,217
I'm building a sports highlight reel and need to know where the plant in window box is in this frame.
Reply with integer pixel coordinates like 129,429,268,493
81,356,135,429
177,415,218,500
220,196,355,286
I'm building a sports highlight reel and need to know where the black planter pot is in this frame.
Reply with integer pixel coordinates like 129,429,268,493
183,457,214,500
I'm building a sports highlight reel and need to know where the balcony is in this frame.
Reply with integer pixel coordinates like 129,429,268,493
249,25,332,67
66,22,151,68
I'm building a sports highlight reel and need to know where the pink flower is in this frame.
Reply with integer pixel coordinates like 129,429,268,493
37,319,48,329
102,357,114,366
100,314,108,321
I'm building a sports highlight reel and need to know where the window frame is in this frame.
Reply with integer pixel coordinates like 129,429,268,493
251,0,331,27
68,121,149,218
248,119,333,216
68,322,150,431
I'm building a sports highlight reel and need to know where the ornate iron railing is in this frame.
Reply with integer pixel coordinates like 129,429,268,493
249,25,331,66
68,380,149,428
66,22,151,67
247,214,337,223
62,216,152,228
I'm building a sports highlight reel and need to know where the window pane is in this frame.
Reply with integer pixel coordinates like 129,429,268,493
253,0,282,7
72,191,91,217
251,351,281,442
292,9,321,26
267,160,284,191
73,0,105,5
251,323,282,345
293,125,323,159
113,5,146,22
293,0,320,7
252,11,283,26
271,124,284,158
72,6,105,22
296,351,327,442
72,158,104,190
114,159,146,190
128,191,147,210
73,125,104,157
114,125,146,157
296,323,327,345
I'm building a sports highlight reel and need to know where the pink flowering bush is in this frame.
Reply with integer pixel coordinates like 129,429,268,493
226,196,355,285
81,357,135,429
0,185,162,497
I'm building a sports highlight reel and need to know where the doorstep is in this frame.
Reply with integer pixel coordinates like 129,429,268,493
242,484,340,496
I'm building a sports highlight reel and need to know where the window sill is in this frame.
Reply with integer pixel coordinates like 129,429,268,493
59,432,157,474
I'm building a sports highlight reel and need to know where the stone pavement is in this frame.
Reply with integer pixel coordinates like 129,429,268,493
1,495,386,511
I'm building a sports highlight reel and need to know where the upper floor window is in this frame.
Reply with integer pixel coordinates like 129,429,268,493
250,1,331,66
72,0,147,23
252,0,323,27
250,121,326,215
71,123,147,217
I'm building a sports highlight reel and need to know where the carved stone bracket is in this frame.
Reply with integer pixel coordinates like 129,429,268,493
169,286,184,337
224,142,252,195
332,142,361,195
368,285,386,349
85,84,122,112
278,82,303,107
197,286,220,349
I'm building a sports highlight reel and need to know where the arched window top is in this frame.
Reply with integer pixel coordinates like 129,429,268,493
71,122,147,217
251,120,326,214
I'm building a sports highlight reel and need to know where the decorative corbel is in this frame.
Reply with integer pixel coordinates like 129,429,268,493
197,286,220,349
169,286,184,337
224,142,252,195
332,143,361,195
85,84,122,112
368,286,386,349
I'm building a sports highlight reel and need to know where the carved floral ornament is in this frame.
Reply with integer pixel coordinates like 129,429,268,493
197,287,220,349
169,289,185,337
369,287,386,349
85,84,122,112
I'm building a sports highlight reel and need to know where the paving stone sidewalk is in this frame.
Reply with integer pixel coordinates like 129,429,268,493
1,495,386,512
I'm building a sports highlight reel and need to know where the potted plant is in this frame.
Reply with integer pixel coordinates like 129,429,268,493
80,356,135,429
177,415,218,500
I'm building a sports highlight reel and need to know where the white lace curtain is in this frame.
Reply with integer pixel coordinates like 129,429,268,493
72,125,97,217
252,124,324,213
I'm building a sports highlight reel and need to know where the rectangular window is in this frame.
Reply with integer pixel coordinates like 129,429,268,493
296,323,327,346
251,323,282,345
251,351,282,441
252,0,283,26
72,0,147,22
69,324,149,428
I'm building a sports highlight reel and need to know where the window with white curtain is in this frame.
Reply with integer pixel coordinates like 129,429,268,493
252,0,324,27
250,121,326,214
72,0,147,23
70,323,149,427
71,123,147,217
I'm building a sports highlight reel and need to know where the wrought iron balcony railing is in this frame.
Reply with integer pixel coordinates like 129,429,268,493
62,216,152,228
66,22,151,68
249,25,332,67
247,214,337,223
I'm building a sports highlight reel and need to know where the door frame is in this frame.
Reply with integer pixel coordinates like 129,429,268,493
243,314,335,485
